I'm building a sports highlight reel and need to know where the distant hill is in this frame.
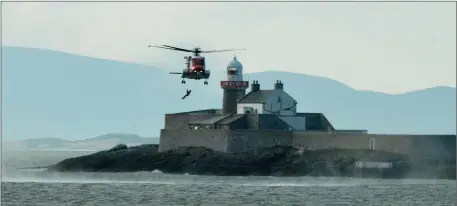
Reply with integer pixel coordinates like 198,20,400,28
2,133,159,151
2,46,455,141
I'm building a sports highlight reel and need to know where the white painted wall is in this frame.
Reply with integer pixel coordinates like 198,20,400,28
263,90,297,116
237,103,264,114
279,116,306,131
237,90,297,115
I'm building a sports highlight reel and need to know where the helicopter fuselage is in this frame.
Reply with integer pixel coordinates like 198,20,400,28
176,56,210,84
183,56,210,79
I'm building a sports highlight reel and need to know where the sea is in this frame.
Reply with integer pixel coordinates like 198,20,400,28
1,150,456,206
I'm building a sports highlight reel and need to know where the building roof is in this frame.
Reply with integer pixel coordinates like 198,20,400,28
237,90,275,104
256,114,291,130
295,112,336,132
226,56,243,69
335,129,368,134
169,109,222,115
189,114,232,125
217,114,245,125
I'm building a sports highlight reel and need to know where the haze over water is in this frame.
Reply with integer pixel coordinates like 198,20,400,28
1,150,455,205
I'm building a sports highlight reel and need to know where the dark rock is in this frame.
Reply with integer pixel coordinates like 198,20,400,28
44,144,455,179
108,144,128,152
129,144,159,151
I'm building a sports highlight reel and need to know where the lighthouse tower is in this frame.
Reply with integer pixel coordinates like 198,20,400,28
220,56,249,114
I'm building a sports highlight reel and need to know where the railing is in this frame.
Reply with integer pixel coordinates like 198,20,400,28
220,81,249,88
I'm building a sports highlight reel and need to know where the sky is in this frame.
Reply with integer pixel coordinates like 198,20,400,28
2,2,456,94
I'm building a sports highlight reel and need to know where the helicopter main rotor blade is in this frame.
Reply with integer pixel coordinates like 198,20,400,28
202,49,246,53
161,45,195,52
148,45,182,51
148,45,194,53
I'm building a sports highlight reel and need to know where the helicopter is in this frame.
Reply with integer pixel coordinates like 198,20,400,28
148,45,246,85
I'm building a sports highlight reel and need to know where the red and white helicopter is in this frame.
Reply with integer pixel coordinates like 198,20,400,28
148,45,246,85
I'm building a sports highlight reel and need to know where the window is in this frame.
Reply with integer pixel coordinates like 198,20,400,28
192,58,205,66
227,68,238,75
369,138,376,150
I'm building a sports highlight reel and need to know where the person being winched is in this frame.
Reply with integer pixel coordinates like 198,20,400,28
182,89,192,99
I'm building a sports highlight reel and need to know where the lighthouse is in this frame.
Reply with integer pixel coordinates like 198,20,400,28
220,56,249,114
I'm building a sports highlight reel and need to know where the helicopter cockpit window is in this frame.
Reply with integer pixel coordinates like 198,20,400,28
192,58,205,66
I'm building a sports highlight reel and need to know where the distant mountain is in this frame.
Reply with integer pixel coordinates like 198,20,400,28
85,133,144,141
2,46,455,141
2,133,159,151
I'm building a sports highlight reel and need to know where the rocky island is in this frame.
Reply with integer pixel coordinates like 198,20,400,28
35,144,453,179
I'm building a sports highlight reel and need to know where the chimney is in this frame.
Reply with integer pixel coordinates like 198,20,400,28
274,80,283,90
251,80,260,92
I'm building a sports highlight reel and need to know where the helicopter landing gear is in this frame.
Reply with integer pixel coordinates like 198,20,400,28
181,80,186,84
204,81,208,85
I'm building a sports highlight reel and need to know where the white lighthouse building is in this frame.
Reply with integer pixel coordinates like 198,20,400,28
220,56,249,114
